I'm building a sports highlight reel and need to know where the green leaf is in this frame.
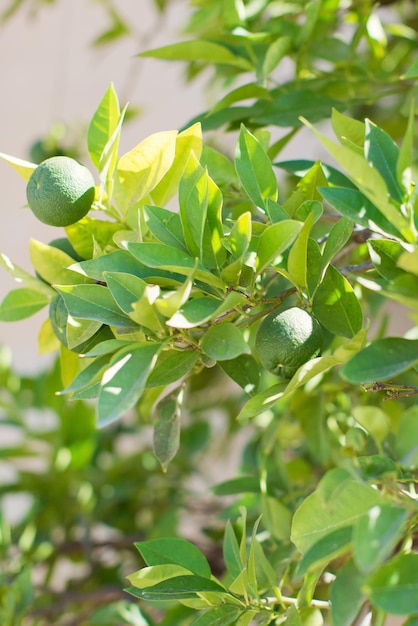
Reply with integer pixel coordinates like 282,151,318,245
364,119,403,203
219,354,260,395
303,119,413,240
331,109,365,150
87,82,120,173
57,284,135,328
291,475,382,554
65,217,122,260
353,505,408,575
200,323,249,361
340,337,418,384
256,220,302,274
223,520,244,581
126,575,225,600
287,212,315,289
127,242,225,291
395,407,418,469
397,100,415,190
97,342,161,426
235,125,278,209
321,217,353,275
135,537,212,578
191,605,243,626
237,382,288,421
59,354,111,396
0,252,54,297
153,389,183,471
261,36,291,80
104,271,147,315
151,122,203,206
144,205,187,251
178,154,209,259
312,265,363,338
367,554,418,615
319,186,403,239
128,564,194,589
352,406,389,444
330,560,365,626
147,349,199,387
29,239,90,286
209,83,271,116
138,40,253,70
0,151,36,181
0,288,49,321
368,239,404,280
295,527,352,579
117,130,178,208
211,476,260,496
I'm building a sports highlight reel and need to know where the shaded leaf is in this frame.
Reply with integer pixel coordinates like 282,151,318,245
200,323,249,361
153,389,183,470
367,554,418,615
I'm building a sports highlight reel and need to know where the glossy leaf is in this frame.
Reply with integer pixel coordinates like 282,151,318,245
139,40,253,70
151,123,203,206
312,265,363,338
200,323,249,361
87,82,121,174
0,252,54,297
219,354,260,395
0,151,36,181
364,119,403,203
29,239,90,286
97,342,161,426
135,537,212,578
321,217,353,275
167,291,245,329
190,605,243,626
256,220,302,274
117,130,178,208
144,205,187,251
235,125,278,209
287,212,315,289
291,475,382,553
126,575,225,600
57,284,135,328
0,288,49,321
127,242,225,291
319,186,403,240
340,337,418,384
147,349,199,387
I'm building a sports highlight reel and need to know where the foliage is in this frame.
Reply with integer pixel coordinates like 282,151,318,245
1,1,418,625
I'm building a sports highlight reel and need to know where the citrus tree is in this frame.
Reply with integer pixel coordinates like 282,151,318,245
1,1,418,625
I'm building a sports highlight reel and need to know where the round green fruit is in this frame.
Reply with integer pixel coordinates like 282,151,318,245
26,156,95,227
255,306,323,379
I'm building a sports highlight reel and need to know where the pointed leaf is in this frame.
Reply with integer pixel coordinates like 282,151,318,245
135,537,212,577
57,284,135,327
87,82,120,170
147,349,199,387
117,130,178,207
0,152,36,181
312,265,362,338
200,323,249,361
364,119,403,202
144,205,187,251
0,288,49,321
256,220,302,274
340,337,418,384
219,354,260,395
139,40,253,70
235,125,278,209
97,342,161,426
153,388,183,470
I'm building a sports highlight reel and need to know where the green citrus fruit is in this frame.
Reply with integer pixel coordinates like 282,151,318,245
255,306,323,379
26,156,95,227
